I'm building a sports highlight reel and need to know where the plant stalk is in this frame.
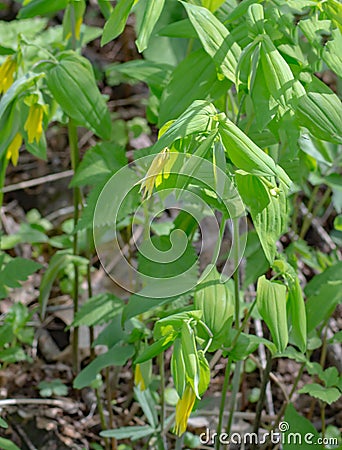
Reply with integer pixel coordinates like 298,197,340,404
215,356,232,450
252,349,272,445
158,351,167,448
68,118,81,374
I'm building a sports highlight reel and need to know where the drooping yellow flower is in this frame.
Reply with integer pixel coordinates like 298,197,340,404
6,133,22,166
0,56,17,94
139,148,178,199
134,364,146,391
174,384,196,436
24,103,44,144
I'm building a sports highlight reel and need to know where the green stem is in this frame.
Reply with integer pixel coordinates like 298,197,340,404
70,1,77,51
260,362,305,449
232,217,240,326
158,352,167,447
252,349,272,443
211,216,226,265
226,360,242,435
299,185,331,239
105,367,117,450
216,217,241,449
95,388,110,450
0,157,8,211
215,356,232,450
175,435,184,450
320,402,326,440
68,118,81,374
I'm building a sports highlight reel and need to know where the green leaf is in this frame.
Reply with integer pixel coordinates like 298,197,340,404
100,425,155,440
74,343,135,389
136,0,165,52
320,367,339,388
46,52,112,140
158,19,197,39
257,276,288,352
252,182,288,264
135,334,176,364
122,293,179,323
334,215,342,231
101,0,135,46
229,332,277,360
219,117,291,187
71,294,123,328
236,173,270,214
18,0,68,19
319,44,341,78
305,261,342,332
0,223,49,250
154,100,217,152
243,231,270,288
287,277,307,352
39,251,87,318
194,265,234,352
70,143,126,187
106,60,173,98
159,49,230,125
296,81,342,145
38,379,68,397
182,2,241,83
0,437,21,450
298,384,341,405
0,417,8,428
0,257,41,299
259,35,296,112
134,387,158,428
283,403,322,450
0,346,28,363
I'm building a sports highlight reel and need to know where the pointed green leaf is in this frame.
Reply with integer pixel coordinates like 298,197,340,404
257,276,288,352
136,0,165,52
46,52,112,140
182,2,241,83
101,0,135,45
159,49,230,125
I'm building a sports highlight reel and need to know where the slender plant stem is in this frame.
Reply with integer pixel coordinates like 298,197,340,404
215,356,232,450
70,1,77,51
105,367,117,450
0,157,8,210
291,192,300,234
320,402,326,439
175,435,184,450
260,362,305,450
211,216,226,265
158,351,167,448
252,349,272,443
226,360,242,435
68,118,81,374
215,217,241,449
95,388,110,450
299,184,328,239
232,217,240,326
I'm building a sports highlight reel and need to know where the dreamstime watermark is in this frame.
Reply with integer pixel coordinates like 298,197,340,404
199,422,339,447
93,153,248,297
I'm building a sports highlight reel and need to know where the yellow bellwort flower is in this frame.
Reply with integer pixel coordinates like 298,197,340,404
174,384,196,437
139,147,178,199
24,103,44,144
0,56,17,94
6,133,22,166
134,364,146,391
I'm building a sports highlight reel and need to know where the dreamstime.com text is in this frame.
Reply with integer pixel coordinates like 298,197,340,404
199,422,339,447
